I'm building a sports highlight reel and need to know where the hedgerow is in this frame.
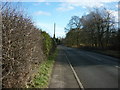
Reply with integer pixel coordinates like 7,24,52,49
1,2,55,88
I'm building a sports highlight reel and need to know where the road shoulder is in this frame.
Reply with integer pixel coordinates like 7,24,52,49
49,46,79,88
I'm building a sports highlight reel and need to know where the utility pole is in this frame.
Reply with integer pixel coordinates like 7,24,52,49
53,23,56,39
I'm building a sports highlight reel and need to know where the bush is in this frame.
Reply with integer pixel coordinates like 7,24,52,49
2,2,56,88
2,3,45,88
41,31,53,56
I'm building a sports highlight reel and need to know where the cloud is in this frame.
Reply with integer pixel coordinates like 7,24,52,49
117,3,120,8
2,0,119,2
56,3,74,11
116,4,118,8
56,2,103,12
33,2,41,6
45,2,50,5
59,0,119,3
34,11,51,16
108,10,118,22
56,0,119,12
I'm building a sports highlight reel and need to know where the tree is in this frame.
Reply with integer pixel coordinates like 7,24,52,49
65,7,117,49
65,16,81,46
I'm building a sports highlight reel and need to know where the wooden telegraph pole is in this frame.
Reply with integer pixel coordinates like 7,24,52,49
53,23,56,39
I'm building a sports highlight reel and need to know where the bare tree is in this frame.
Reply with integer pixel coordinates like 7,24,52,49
65,8,116,49
65,16,81,46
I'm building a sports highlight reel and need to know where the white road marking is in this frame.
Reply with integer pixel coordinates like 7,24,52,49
65,53,85,90
115,66,120,68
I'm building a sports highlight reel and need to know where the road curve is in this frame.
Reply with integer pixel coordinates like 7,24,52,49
49,45,119,88
63,45,119,88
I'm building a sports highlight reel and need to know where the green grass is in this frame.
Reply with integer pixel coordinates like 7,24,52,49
28,49,58,88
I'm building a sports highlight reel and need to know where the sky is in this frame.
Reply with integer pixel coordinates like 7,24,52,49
2,0,119,38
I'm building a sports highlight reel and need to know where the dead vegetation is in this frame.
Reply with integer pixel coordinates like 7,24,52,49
1,2,51,88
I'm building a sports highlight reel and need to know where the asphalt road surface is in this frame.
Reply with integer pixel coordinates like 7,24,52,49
49,45,119,88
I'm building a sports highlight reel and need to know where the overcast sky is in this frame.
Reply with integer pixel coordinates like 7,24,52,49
3,0,119,38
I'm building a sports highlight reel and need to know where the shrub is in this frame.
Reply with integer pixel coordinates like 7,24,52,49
41,31,53,56
2,3,45,88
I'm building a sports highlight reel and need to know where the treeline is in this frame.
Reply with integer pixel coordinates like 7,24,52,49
2,3,56,88
65,8,120,50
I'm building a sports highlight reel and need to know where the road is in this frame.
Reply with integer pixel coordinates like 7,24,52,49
49,45,119,88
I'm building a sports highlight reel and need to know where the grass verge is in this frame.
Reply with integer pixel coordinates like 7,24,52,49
28,49,58,88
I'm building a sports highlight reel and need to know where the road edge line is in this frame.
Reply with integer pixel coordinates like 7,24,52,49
65,53,85,90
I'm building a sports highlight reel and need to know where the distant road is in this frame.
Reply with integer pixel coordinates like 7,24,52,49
50,45,119,88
